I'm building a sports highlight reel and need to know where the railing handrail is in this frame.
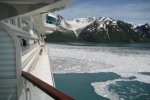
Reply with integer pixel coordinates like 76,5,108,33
22,71,75,100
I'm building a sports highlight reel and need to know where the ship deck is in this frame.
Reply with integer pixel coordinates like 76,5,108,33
30,47,54,86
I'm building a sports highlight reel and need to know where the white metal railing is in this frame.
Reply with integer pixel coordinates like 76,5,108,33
2,20,31,37
21,43,38,56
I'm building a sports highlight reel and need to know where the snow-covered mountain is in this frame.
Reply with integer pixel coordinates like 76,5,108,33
134,23,150,38
57,15,72,30
66,17,96,36
67,17,96,29
45,16,150,43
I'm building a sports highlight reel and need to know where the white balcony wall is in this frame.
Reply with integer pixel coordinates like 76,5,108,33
0,28,17,100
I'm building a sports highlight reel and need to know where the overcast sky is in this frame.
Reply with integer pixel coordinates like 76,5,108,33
56,0,150,24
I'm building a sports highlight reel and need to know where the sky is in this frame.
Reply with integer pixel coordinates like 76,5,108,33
56,0,150,24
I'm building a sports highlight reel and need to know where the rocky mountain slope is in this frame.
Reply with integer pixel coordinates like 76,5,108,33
45,16,150,43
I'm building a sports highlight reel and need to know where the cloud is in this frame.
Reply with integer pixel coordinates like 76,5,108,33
56,0,150,24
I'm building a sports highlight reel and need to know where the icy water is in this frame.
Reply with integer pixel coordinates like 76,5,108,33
47,43,150,100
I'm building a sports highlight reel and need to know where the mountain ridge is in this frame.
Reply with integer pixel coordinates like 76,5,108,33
45,16,150,43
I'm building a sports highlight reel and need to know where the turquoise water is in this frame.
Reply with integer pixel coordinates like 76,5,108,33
54,73,120,100
54,73,150,100
47,43,150,100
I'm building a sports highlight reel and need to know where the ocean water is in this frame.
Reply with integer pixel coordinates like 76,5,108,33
47,43,150,100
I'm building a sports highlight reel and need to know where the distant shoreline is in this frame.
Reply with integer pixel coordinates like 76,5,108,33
46,42,150,48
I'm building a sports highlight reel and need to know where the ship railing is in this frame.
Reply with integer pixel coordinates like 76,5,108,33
2,20,31,37
22,71,74,100
21,43,38,56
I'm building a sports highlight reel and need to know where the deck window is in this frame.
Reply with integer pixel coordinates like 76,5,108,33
46,15,57,25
